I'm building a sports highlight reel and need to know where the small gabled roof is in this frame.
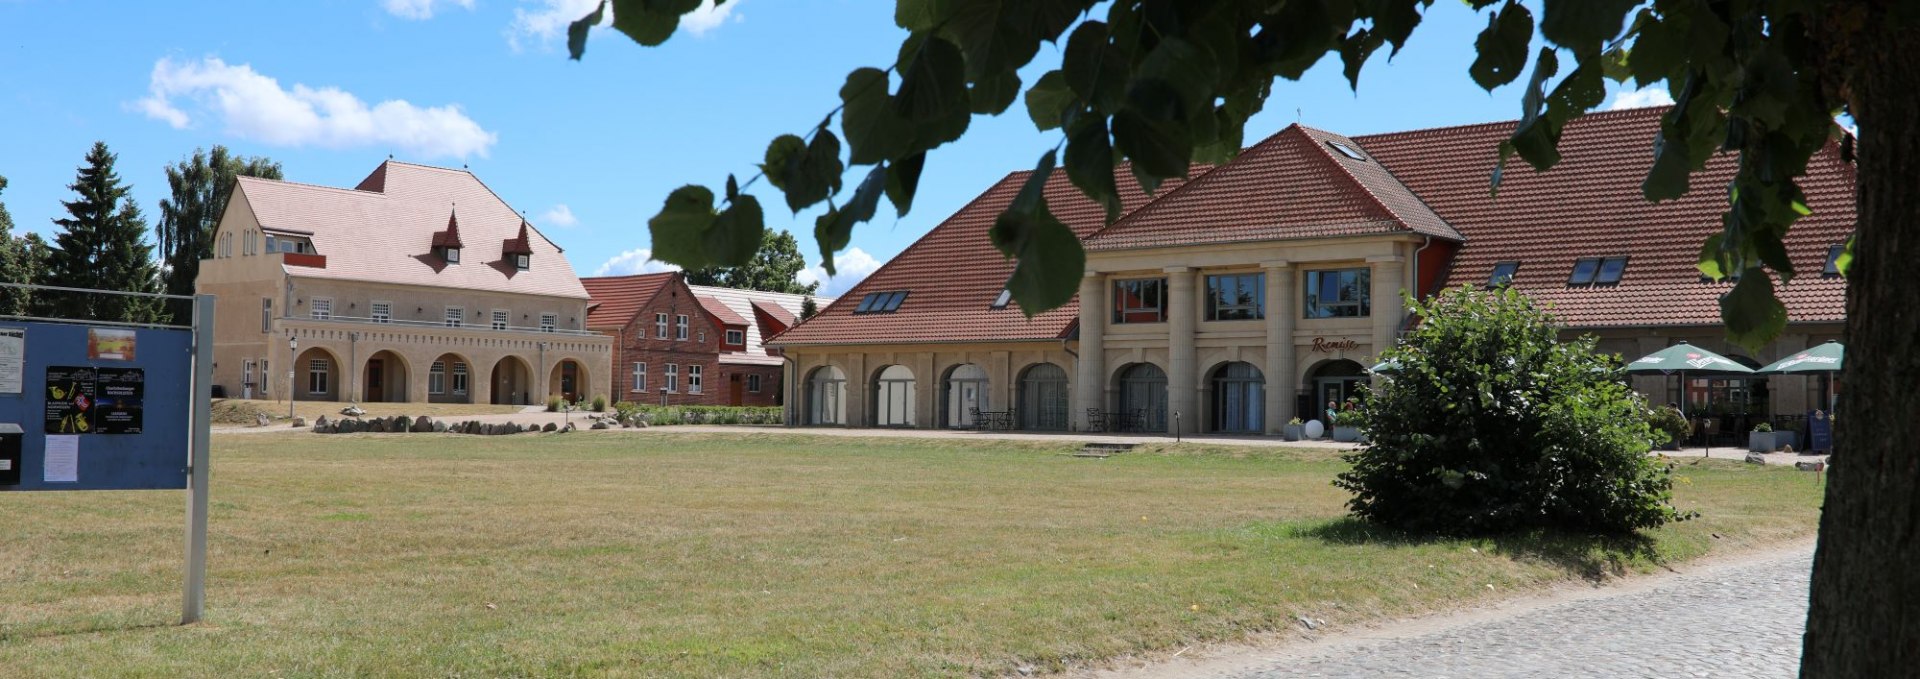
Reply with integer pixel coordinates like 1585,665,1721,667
749,298,796,327
688,285,831,360
502,221,534,256
580,272,676,330
1083,124,1461,251
432,209,465,248
696,294,749,326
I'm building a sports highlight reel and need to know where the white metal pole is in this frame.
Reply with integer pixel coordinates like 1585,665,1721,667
183,294,214,624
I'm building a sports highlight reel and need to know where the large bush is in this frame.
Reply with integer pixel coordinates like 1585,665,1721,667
1334,286,1686,535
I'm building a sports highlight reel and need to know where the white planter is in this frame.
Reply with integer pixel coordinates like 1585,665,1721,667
1333,426,1361,443
1283,424,1304,441
1749,431,1787,452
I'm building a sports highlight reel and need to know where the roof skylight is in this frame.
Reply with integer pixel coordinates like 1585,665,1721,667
1488,261,1519,287
1568,257,1601,285
1326,141,1368,161
854,290,909,314
1823,244,1846,277
991,289,1012,309
1595,256,1628,284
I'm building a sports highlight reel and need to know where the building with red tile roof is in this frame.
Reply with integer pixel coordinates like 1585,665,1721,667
199,160,612,406
581,271,831,406
771,107,1850,437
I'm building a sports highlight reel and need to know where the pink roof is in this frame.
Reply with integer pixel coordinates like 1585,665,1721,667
233,161,588,299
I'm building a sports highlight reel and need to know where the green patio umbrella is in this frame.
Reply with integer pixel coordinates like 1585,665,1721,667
1368,358,1402,375
1758,340,1844,415
1625,343,1755,455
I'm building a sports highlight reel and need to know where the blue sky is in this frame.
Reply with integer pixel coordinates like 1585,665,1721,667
0,0,1667,297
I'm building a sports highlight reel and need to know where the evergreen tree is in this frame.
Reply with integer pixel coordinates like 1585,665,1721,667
683,230,819,295
800,295,818,320
158,146,282,322
40,142,162,322
0,177,34,315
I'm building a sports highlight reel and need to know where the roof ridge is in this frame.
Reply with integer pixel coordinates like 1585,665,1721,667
237,175,389,198
1080,151,1241,244
1351,105,1667,143
1297,126,1410,230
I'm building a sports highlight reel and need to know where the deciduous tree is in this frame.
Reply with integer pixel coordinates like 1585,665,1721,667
0,176,36,315
682,229,819,295
157,146,282,323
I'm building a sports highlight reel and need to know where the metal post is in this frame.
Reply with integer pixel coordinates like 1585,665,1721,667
183,294,214,624
287,334,298,420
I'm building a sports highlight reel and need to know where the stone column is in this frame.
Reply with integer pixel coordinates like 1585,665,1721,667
1074,271,1106,430
1263,261,1294,433
1367,255,1406,368
1167,266,1198,436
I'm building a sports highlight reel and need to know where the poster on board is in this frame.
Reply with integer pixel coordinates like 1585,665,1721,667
45,365,96,433
87,328,136,361
0,327,22,394
95,368,144,434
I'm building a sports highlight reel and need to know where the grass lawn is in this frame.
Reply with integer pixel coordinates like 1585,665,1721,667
0,432,1822,677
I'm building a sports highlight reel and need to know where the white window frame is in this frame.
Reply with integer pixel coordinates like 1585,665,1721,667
748,374,761,393
515,253,530,271
242,359,254,386
308,358,330,394
631,362,647,392
445,306,464,328
687,364,703,394
443,246,461,264
675,314,689,341
725,329,744,345
491,309,509,331
452,362,468,395
371,301,392,323
665,363,679,393
655,313,669,338
310,297,332,320
540,313,557,333
429,361,447,395
261,298,273,332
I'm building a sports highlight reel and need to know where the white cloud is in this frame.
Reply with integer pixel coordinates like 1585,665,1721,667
1607,86,1675,111
594,248,682,276
135,56,498,159
382,0,474,20
796,247,882,297
508,0,742,50
539,204,579,228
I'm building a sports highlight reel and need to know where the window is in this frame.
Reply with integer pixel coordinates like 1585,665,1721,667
1304,269,1371,318
310,297,332,320
452,362,468,395
261,359,269,395
308,358,330,394
1595,256,1628,285
725,329,744,345
631,362,647,392
991,289,1012,309
443,246,461,263
655,313,669,338
675,314,689,340
242,359,254,386
1112,278,1167,323
515,253,530,271
748,374,762,393
1568,257,1601,285
1823,244,1847,277
261,298,272,332
491,309,509,331
1488,262,1519,287
429,361,447,395
445,306,464,328
540,313,557,332
1326,140,1369,161
688,365,703,394
665,364,679,393
371,301,391,323
1206,273,1265,321
853,290,909,314
264,236,277,253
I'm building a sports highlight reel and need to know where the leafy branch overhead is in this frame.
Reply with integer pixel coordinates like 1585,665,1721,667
571,0,1861,349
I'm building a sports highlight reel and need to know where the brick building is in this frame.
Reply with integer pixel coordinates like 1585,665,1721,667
581,272,828,406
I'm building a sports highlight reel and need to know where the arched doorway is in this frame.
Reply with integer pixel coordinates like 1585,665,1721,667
941,363,990,428
872,364,916,427
806,366,848,425
1309,359,1367,423
1018,363,1069,431
1115,363,1168,432
428,353,473,404
490,356,532,405
362,350,409,403
294,347,341,402
549,359,587,404
1210,362,1264,433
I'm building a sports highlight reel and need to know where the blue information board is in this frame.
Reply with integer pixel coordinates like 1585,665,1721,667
0,321,192,491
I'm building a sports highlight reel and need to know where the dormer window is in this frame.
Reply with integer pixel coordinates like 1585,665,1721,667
503,221,535,271
515,253,530,271
441,246,461,263
432,208,465,264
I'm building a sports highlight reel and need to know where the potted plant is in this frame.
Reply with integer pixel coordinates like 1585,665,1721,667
1283,417,1305,441
1749,421,1784,452
1332,407,1364,443
1648,406,1691,451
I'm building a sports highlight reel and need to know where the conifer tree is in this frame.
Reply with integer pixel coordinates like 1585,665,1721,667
40,142,162,322
0,177,35,315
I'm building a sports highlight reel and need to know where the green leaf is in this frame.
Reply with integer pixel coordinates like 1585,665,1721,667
1112,107,1193,187
1835,234,1854,277
1719,268,1787,352
1024,70,1075,131
1003,207,1085,317
885,152,926,217
1468,1,1532,91
759,132,843,214
895,35,971,123
814,164,887,275
894,0,939,31
609,0,701,47
839,68,909,165
1643,130,1692,201
1695,233,1730,281
1539,0,1637,53
1366,0,1428,57
1626,9,1687,89
648,185,718,271
939,0,1077,82
566,0,605,60
1064,20,1127,115
1065,116,1121,222
968,70,1022,115
1339,28,1385,91
703,193,765,266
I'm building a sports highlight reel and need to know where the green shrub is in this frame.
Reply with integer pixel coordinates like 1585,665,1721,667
1648,406,1691,448
613,401,642,421
546,396,561,412
1331,406,1365,428
1334,286,1687,536
591,395,607,412
1753,421,1772,432
625,405,782,426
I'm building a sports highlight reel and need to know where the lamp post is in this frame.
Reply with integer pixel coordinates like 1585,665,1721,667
287,335,298,420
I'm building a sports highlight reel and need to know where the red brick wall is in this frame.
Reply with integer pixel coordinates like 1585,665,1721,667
603,281,785,407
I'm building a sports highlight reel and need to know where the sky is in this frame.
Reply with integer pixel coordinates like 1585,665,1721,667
0,0,1669,298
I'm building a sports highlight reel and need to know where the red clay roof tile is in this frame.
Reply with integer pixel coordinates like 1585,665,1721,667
580,272,675,330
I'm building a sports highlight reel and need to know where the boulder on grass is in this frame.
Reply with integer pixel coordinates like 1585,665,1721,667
542,422,557,432
370,419,387,433
341,405,367,417
635,420,648,428
590,420,609,430
1744,453,1768,465
291,416,308,428
412,416,434,433
433,420,449,433
254,413,272,428
394,415,413,433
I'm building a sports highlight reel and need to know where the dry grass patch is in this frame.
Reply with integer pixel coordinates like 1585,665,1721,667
0,432,1821,677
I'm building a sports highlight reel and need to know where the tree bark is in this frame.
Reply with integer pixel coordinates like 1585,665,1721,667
1800,13,1920,678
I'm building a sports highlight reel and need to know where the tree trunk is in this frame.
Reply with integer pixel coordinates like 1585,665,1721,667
1800,16,1920,678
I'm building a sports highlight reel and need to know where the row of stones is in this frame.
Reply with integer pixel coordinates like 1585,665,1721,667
310,414,572,435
